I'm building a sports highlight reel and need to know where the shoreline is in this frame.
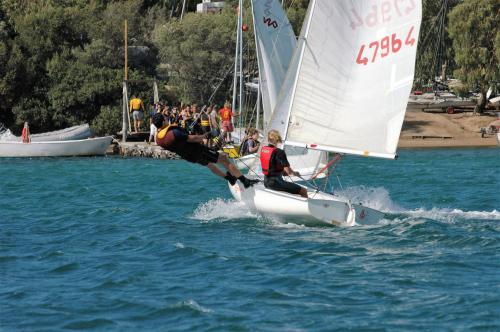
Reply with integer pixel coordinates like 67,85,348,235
113,137,498,159
398,136,498,149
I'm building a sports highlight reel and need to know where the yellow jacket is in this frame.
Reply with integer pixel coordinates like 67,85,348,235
130,98,144,111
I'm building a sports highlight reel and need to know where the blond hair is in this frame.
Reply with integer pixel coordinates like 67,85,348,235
267,129,282,145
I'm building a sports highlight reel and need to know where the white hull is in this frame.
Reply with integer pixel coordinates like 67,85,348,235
229,182,384,226
233,153,258,170
497,133,500,146
0,136,113,157
30,124,91,142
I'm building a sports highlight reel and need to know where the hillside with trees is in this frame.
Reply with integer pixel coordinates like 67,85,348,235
0,0,498,135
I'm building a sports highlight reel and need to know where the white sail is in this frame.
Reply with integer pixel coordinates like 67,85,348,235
276,0,422,159
251,0,297,127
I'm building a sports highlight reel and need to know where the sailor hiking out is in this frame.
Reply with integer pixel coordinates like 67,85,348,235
260,130,308,198
153,113,258,188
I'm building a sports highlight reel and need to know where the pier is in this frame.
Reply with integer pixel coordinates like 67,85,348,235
113,141,180,159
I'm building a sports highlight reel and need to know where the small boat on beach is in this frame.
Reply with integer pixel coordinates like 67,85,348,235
30,124,92,142
0,136,113,157
0,124,92,142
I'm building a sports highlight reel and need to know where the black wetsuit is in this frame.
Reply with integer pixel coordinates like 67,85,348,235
263,146,301,195
157,127,218,166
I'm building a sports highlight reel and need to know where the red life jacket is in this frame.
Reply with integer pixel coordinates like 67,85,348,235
260,145,283,176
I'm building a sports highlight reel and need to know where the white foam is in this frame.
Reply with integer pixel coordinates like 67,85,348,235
405,208,500,222
172,300,213,314
192,187,499,227
191,198,258,221
336,186,404,213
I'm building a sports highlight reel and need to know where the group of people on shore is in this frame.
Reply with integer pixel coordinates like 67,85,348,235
149,99,306,197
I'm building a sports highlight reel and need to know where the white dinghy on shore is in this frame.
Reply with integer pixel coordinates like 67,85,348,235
0,124,92,142
0,136,113,157
228,0,422,226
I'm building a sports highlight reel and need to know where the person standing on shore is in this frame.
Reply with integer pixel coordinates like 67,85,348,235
219,102,235,143
21,122,30,143
129,95,145,133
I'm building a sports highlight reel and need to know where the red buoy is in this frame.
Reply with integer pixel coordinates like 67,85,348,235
242,24,248,32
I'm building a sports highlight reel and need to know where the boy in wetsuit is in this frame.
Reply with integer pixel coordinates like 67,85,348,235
153,113,257,188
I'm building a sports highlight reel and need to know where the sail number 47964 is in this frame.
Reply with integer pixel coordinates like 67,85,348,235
356,26,416,66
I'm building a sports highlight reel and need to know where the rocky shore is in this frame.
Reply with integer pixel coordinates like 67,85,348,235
114,141,180,159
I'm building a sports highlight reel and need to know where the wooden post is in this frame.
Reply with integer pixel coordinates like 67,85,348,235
124,20,128,81
122,19,129,142
122,82,129,143
153,81,159,104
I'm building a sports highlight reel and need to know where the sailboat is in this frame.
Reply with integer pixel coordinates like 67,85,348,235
231,0,329,180
229,0,422,226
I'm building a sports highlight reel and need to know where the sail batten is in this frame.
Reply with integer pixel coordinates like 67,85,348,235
273,0,422,158
285,140,397,160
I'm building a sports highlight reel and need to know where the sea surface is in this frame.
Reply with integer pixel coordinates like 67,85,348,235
1,148,499,331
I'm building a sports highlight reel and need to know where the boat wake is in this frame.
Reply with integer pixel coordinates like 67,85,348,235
191,198,258,222
192,187,499,226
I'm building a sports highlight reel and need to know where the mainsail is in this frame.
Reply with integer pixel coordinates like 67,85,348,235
251,0,297,128
271,0,422,159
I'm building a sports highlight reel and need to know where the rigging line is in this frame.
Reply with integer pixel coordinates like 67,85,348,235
235,155,264,180
311,153,342,180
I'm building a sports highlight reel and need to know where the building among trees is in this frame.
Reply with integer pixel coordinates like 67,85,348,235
196,0,225,14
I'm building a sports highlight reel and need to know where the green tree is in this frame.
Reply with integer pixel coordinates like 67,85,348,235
448,0,499,112
154,7,237,104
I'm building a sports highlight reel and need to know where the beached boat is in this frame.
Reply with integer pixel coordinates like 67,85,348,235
0,136,113,157
407,92,475,112
30,124,92,142
229,0,422,226
0,124,91,142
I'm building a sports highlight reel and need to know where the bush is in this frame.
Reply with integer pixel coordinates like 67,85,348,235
91,105,122,136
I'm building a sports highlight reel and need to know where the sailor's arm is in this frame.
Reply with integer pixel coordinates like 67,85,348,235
283,166,300,177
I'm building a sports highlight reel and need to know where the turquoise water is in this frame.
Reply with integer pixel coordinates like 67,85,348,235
1,148,499,331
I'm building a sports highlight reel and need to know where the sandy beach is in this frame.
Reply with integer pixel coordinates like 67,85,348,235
398,110,499,148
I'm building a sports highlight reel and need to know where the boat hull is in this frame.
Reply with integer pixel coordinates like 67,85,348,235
233,153,258,170
229,182,384,226
30,124,91,142
0,137,113,157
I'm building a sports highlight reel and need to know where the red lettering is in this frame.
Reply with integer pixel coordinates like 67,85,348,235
393,0,403,17
380,36,390,57
355,26,416,66
365,5,378,27
405,26,416,46
381,1,391,22
349,9,363,30
369,41,379,63
356,45,368,65
405,0,416,15
391,33,402,53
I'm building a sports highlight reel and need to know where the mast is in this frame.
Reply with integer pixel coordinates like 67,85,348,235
231,1,241,123
282,0,317,140
434,0,448,90
256,80,261,130
238,0,244,133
